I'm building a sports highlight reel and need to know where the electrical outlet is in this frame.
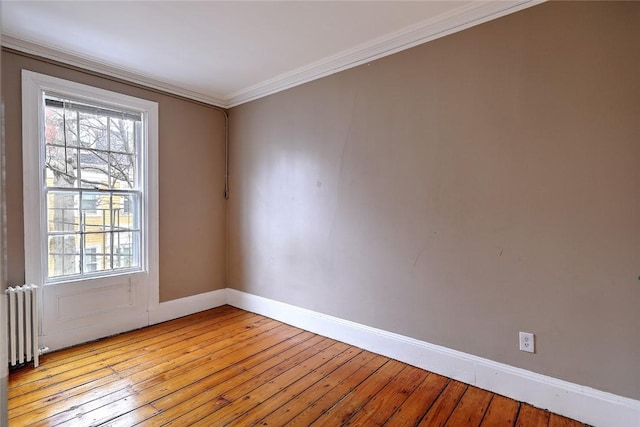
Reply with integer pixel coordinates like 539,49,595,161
519,332,535,353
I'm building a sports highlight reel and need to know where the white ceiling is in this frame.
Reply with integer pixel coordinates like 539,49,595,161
2,1,541,108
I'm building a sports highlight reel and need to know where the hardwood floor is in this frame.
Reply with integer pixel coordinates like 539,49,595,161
8,306,587,426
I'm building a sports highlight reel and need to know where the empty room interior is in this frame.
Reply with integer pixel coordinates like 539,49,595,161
1,1,639,426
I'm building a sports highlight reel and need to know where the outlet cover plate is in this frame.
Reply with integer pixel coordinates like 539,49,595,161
519,331,535,353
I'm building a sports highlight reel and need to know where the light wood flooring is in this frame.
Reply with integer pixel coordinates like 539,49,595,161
9,305,588,426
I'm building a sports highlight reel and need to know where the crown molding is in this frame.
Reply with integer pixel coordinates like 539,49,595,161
224,0,545,107
1,35,228,108
2,0,544,109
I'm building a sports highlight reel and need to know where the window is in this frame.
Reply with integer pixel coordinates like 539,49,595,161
44,94,142,278
22,70,158,284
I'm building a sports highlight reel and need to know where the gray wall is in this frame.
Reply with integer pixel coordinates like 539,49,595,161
228,1,640,399
2,50,227,302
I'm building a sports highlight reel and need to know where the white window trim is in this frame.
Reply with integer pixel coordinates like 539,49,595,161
21,70,159,310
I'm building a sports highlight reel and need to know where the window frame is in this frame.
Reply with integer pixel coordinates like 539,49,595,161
43,92,142,280
22,70,158,301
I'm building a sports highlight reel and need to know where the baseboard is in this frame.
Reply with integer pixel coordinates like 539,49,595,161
225,288,640,427
148,288,227,325
135,287,640,426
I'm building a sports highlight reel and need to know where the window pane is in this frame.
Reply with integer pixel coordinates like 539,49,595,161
79,149,110,189
83,247,98,273
64,106,79,146
110,118,136,154
48,234,80,277
114,231,139,269
82,192,111,232
111,153,136,189
84,234,111,272
44,105,66,146
80,193,99,213
78,112,107,150
112,193,138,230
45,145,77,188
47,192,79,232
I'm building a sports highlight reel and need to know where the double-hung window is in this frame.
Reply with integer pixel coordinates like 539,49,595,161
22,70,159,286
44,94,142,279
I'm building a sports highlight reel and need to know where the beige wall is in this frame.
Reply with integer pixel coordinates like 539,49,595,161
2,50,227,302
229,1,640,400
0,9,9,424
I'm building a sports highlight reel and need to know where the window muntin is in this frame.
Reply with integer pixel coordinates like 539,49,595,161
44,94,142,280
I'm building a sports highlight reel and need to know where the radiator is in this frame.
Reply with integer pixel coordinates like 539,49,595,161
6,285,39,368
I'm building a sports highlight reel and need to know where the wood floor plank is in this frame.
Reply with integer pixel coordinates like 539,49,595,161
190,342,353,426
444,385,493,426
116,318,285,383
58,393,150,427
126,323,302,397
229,345,361,426
146,335,330,426
416,380,467,426
479,394,520,427
33,322,305,426
548,413,586,427
30,387,134,426
309,359,406,427
8,309,257,398
9,367,116,412
9,373,123,425
255,349,375,426
516,403,551,427
7,306,587,427
100,328,316,426
383,372,449,426
12,325,295,426
96,404,160,427
156,335,333,426
11,307,242,382
9,315,281,418
268,353,388,427
13,307,231,370
344,364,429,426
109,313,270,374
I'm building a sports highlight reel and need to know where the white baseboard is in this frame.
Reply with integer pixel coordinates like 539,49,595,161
225,288,640,427
120,287,640,426
148,288,227,325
